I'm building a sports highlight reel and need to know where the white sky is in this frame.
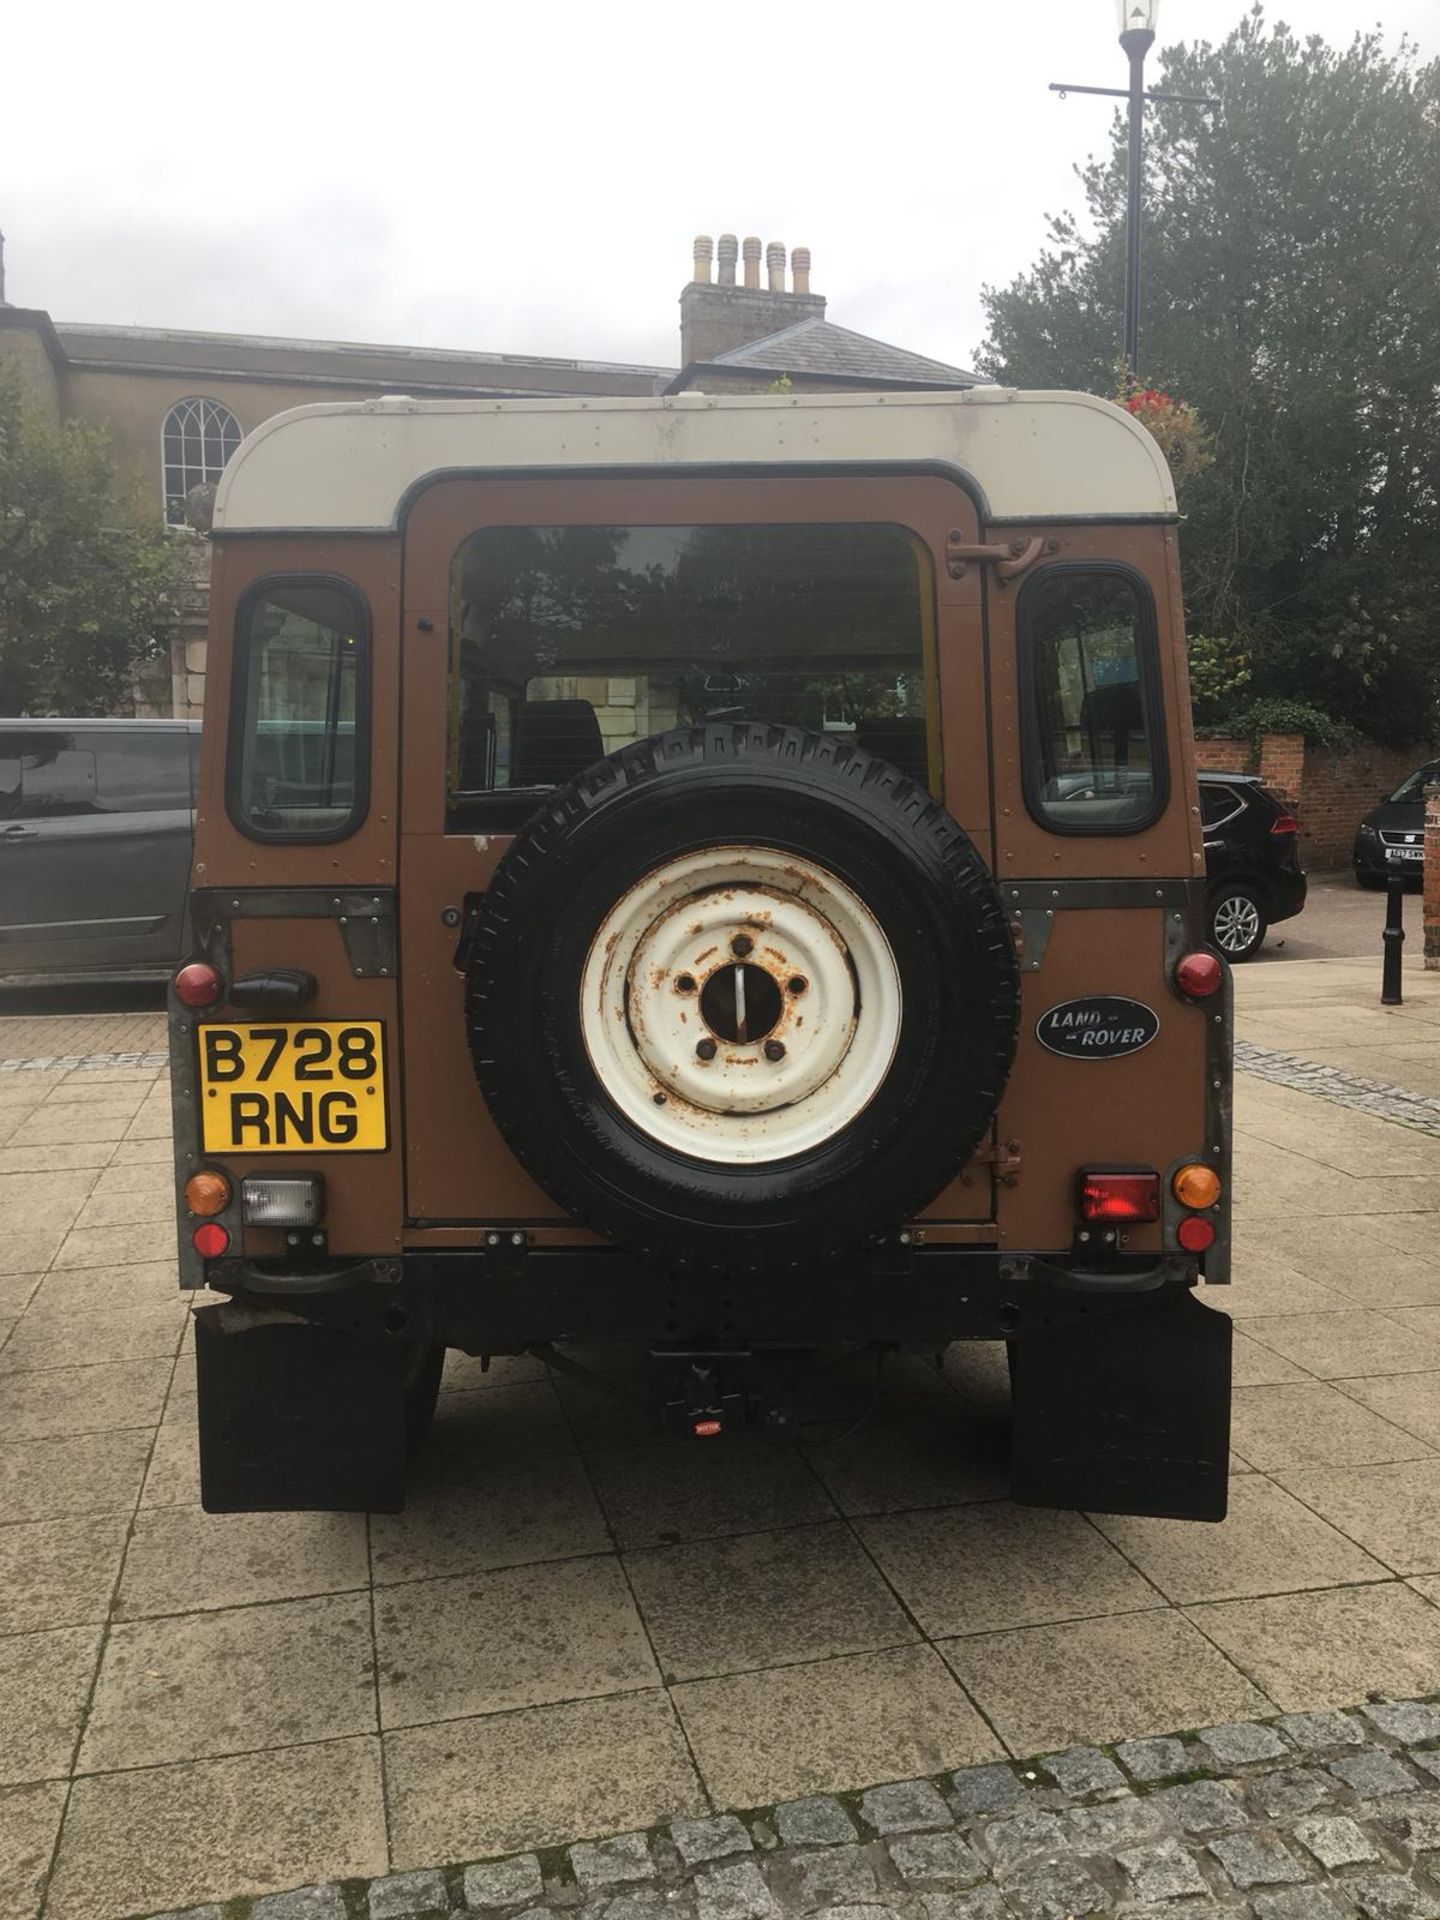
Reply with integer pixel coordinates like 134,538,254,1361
3,0,1432,373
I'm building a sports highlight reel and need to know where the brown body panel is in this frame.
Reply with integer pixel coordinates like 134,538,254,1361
189,475,1206,1264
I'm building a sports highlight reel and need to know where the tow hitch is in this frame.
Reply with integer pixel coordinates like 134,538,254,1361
652,1348,752,1437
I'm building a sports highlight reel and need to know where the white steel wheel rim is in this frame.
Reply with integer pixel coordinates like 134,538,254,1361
580,845,903,1165
1213,895,1260,952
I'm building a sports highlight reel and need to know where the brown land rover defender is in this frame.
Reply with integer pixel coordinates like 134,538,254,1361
170,388,1232,1523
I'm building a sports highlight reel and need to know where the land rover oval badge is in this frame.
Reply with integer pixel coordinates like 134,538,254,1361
1036,995,1160,1060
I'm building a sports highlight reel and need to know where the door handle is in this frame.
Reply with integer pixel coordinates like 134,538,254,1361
1,824,37,839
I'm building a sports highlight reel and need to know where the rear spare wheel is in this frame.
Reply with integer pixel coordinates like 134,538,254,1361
466,725,1019,1264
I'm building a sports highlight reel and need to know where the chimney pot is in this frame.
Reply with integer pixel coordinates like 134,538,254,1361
766,241,786,292
717,233,738,287
742,235,761,290
792,246,812,295
692,235,714,286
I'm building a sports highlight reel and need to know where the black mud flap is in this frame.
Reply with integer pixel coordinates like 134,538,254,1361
195,1302,407,1514
1010,1288,1232,1522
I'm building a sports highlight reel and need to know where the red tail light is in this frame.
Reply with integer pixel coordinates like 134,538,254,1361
174,961,223,1009
1178,1215,1217,1252
1175,951,1223,998
192,1222,230,1258
1270,811,1300,836
1079,1169,1160,1223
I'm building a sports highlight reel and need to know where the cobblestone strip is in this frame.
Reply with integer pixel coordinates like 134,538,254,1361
135,1696,1440,1920
1236,1037,1440,1137
0,1048,169,1072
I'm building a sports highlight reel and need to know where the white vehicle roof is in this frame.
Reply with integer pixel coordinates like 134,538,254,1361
213,388,1177,534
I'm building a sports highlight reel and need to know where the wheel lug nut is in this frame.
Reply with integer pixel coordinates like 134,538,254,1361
787,976,807,995
764,1040,786,1061
696,1038,718,1060
731,933,753,957
675,974,696,994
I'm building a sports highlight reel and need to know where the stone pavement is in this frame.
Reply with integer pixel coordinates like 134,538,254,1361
3,959,1440,1920
137,1701,1440,1920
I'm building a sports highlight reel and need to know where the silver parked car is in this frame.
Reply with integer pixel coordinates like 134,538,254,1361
0,718,200,982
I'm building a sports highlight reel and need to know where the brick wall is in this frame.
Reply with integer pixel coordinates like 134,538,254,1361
1193,732,1431,870
1296,742,1422,870
1193,736,1255,774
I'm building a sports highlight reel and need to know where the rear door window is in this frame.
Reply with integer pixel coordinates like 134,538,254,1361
229,577,370,842
1019,567,1166,833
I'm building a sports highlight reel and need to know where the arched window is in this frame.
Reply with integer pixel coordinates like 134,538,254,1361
161,397,242,525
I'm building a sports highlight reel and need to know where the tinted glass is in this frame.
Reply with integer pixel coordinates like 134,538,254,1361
1022,571,1160,832
232,581,367,840
1388,762,1440,803
448,524,935,825
86,732,191,812
1200,783,1241,829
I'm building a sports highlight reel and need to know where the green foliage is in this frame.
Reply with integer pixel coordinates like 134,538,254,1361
0,367,180,714
1187,631,1251,717
1228,697,1361,751
978,8,1440,747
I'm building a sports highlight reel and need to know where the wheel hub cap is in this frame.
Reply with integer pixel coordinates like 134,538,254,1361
581,846,902,1164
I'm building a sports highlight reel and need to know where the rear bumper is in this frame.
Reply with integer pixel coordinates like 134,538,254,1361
203,1243,1207,1352
1269,868,1308,925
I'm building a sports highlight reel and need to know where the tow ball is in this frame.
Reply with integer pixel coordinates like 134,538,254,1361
651,1348,752,1438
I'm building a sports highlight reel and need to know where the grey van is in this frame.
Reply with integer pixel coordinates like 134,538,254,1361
0,719,199,982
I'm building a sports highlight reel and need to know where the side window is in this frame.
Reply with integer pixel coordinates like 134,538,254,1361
1019,567,1166,833
228,578,370,842
0,734,99,817
80,733,192,813
1200,783,1241,830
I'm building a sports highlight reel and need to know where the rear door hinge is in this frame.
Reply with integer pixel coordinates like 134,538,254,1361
944,532,1059,584
969,1138,1023,1186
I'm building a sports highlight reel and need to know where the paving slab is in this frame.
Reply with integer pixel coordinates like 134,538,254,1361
383,1691,704,1866
1186,1581,1440,1709
374,1555,657,1725
672,1646,1001,1807
938,1607,1270,1753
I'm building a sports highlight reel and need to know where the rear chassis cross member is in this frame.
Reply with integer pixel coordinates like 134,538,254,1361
193,1244,1231,1522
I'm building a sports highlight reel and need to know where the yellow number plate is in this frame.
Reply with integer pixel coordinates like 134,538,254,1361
197,1022,387,1153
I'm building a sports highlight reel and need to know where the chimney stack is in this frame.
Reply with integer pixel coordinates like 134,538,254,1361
679,230,826,372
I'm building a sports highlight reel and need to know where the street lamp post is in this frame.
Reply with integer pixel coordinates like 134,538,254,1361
1050,2,1215,380
1119,2,1157,376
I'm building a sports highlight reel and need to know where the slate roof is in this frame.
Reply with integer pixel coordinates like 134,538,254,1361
684,316,981,389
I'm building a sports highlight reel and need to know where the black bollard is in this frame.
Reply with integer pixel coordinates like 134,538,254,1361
1382,873,1405,1006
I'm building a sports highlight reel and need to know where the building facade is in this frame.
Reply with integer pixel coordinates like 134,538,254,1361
0,232,978,716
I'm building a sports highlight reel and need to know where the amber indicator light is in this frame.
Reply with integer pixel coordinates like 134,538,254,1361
184,1170,231,1217
1172,1163,1222,1209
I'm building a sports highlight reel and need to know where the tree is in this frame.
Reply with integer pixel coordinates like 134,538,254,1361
0,368,180,714
977,9,1440,744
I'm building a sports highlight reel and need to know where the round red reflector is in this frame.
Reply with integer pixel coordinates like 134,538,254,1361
1177,1215,1216,1253
1175,951,1223,999
192,1221,230,1259
174,962,223,1009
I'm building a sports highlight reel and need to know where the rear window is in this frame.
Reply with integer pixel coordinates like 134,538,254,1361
446,523,937,828
1018,566,1166,834
229,577,369,842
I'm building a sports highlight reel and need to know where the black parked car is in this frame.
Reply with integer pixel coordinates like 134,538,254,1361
1199,770,1307,960
1352,759,1438,889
